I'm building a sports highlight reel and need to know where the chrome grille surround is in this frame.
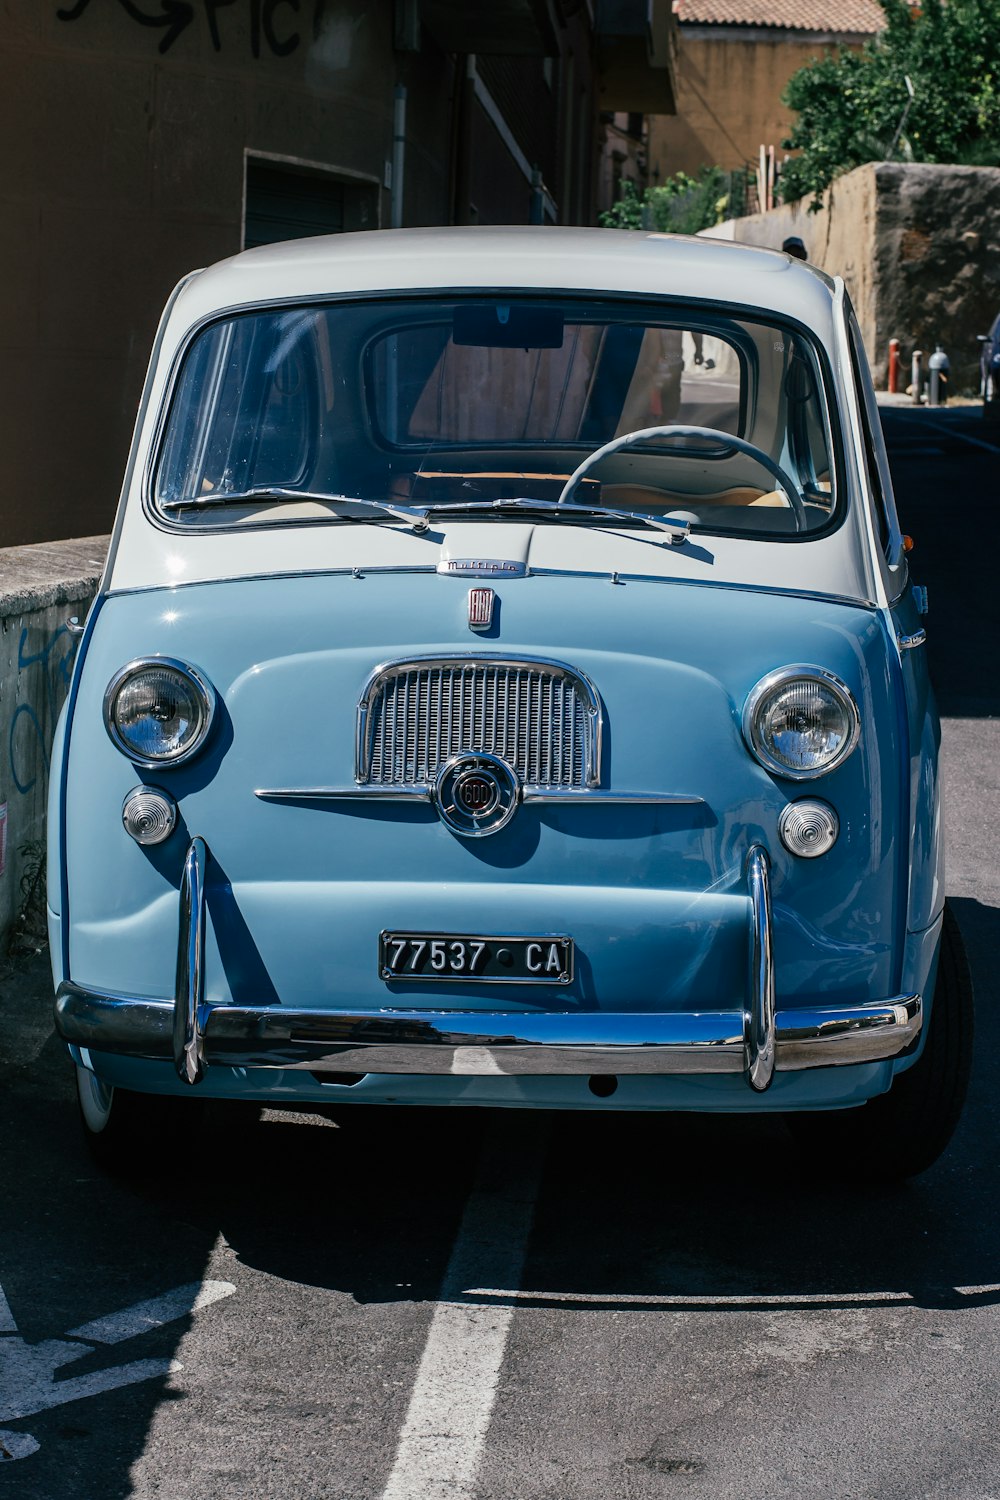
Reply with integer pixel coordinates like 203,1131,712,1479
356,655,602,789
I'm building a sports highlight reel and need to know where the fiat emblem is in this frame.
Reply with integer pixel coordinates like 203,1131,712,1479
468,587,496,631
434,753,520,837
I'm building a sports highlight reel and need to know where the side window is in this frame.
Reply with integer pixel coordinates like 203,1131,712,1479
846,318,890,553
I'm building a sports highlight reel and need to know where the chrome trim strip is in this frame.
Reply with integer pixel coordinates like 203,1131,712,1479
173,837,208,1085
745,845,776,1091
355,653,603,788
521,789,704,805
103,572,879,610
897,629,927,651
254,784,702,805
55,989,922,1077
255,786,433,802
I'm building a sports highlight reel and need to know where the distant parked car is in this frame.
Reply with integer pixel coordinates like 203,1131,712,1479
978,313,1000,419
49,227,972,1178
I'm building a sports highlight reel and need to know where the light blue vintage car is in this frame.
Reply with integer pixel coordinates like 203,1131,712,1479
49,227,972,1177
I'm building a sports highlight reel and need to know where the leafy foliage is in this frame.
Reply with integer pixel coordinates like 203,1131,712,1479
599,167,732,235
780,0,1000,207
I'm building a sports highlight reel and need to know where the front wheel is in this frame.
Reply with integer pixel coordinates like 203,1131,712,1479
76,1066,206,1174
786,902,973,1180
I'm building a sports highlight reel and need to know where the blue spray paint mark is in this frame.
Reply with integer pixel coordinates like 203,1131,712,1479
8,623,78,798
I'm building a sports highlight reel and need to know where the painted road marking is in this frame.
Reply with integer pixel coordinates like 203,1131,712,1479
450,1046,505,1075
0,1277,235,1459
67,1280,234,1343
463,1284,1000,1309
465,1287,913,1308
0,1431,40,1461
916,418,1000,455
380,1127,543,1500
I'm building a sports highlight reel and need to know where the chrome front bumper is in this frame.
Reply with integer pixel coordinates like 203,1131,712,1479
55,838,922,1092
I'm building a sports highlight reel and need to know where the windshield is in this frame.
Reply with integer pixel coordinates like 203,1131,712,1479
155,295,839,538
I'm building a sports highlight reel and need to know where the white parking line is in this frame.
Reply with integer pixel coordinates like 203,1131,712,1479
916,418,1000,455
464,1284,1000,1308
67,1280,235,1344
0,1275,237,1454
464,1287,915,1307
380,1128,543,1500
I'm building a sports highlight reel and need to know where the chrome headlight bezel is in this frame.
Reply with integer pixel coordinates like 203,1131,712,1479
743,666,860,781
104,656,216,768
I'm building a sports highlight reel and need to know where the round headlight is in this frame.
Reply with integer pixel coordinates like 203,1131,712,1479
104,658,215,766
743,667,859,779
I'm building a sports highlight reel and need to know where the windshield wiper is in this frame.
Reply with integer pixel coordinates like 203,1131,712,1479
422,497,691,546
160,487,431,530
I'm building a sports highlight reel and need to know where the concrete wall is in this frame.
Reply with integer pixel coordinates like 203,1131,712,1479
703,162,1000,392
648,27,871,180
0,537,108,950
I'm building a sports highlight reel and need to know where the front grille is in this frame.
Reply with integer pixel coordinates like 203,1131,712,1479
357,657,600,788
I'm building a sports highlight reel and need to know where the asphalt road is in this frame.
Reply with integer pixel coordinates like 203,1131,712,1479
1,403,998,1499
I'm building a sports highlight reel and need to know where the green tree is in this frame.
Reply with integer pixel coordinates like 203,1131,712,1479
599,167,731,235
780,0,1000,207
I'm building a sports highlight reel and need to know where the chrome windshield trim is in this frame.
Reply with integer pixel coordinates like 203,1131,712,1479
745,845,776,1091
55,989,922,1078
174,836,208,1085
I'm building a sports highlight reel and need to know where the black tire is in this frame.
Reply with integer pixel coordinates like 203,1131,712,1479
75,1065,206,1175
787,902,973,1181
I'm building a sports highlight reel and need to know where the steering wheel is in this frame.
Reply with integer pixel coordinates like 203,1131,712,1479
556,424,808,533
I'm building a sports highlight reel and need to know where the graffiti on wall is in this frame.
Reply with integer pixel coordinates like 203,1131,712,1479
56,0,328,57
8,623,78,798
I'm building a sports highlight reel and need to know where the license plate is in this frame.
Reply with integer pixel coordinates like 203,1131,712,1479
379,931,573,984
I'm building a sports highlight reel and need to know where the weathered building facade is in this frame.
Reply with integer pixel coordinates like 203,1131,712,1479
3,1,675,546
648,0,883,183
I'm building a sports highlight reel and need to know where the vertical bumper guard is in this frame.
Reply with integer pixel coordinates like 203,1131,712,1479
745,845,776,1091
174,836,208,1085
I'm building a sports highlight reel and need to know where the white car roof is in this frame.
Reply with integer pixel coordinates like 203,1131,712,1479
168,226,838,340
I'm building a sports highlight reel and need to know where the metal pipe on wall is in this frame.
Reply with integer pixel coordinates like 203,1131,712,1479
392,85,407,229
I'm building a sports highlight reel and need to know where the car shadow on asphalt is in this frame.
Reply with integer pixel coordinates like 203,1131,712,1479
1,892,995,1496
121,898,998,1322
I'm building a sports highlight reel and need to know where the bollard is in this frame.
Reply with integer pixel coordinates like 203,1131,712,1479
888,338,901,394
928,345,950,407
911,349,923,404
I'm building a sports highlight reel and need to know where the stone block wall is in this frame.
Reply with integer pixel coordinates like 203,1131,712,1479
0,537,108,950
704,162,1000,392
